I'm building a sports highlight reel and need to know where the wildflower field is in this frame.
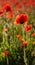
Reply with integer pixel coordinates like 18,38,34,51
0,0,35,65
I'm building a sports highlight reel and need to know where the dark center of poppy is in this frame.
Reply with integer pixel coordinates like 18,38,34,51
20,17,24,24
6,6,11,12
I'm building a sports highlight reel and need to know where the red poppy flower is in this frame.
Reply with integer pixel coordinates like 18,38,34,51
25,25,32,32
4,28,8,33
15,14,28,24
6,14,14,19
21,39,25,43
3,51,10,56
31,33,35,37
0,10,4,16
33,42,35,45
1,2,6,6
21,41,28,48
3,4,12,12
0,11,3,15
16,34,21,38
21,45,24,48
17,9,21,13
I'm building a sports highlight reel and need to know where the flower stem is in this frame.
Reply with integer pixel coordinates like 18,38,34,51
21,24,28,65
24,47,28,65
6,57,9,65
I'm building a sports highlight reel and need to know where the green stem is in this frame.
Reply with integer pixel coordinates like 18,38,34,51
6,57,9,65
24,47,28,65
21,24,28,65
21,24,24,39
3,33,4,44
